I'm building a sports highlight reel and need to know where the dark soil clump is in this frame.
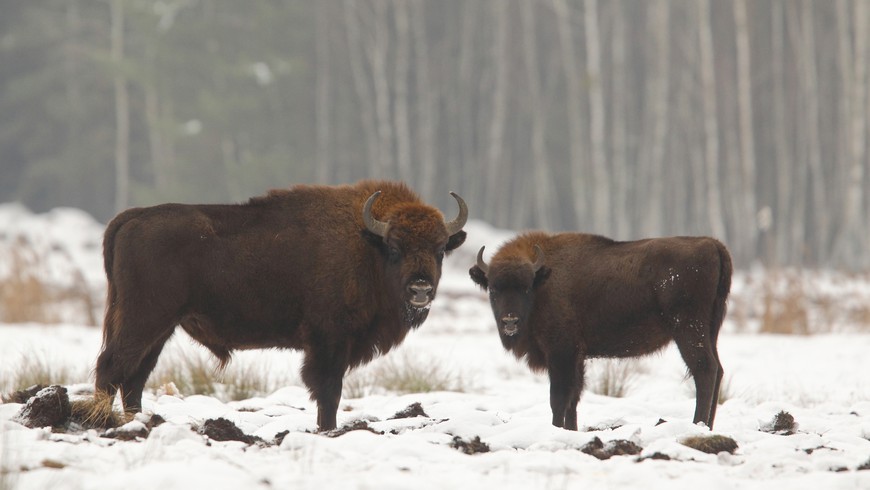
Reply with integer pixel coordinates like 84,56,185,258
680,434,739,454
13,385,71,428
324,420,382,438
580,437,642,460
5,384,47,404
389,402,428,420
198,417,262,444
450,435,490,455
762,411,797,435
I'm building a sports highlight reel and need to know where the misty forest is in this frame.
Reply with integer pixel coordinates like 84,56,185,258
1,0,868,270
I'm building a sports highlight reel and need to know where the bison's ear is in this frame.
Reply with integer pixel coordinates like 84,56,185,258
468,265,488,290
533,266,551,288
445,230,467,253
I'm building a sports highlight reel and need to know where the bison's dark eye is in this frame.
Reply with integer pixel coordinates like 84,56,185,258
388,246,401,261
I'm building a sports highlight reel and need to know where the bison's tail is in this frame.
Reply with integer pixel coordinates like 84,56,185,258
710,240,733,348
101,209,142,346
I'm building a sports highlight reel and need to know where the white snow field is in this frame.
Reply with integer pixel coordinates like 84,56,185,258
1,204,869,489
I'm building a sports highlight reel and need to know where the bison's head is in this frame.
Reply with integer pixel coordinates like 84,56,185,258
363,191,467,312
469,245,550,338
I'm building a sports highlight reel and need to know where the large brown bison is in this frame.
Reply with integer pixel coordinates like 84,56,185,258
95,180,467,431
469,232,731,430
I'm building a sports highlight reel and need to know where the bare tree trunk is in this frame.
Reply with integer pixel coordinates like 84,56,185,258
315,0,332,183
485,0,510,224
412,0,437,200
771,0,792,265
800,0,826,263
521,0,554,230
640,0,670,238
552,0,587,228
368,0,394,176
343,1,380,178
833,0,867,267
585,0,610,234
111,0,129,213
785,2,808,265
611,0,629,238
392,0,412,184
734,0,757,260
698,0,727,240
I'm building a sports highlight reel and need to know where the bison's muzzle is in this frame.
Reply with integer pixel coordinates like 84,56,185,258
501,315,520,336
407,280,434,308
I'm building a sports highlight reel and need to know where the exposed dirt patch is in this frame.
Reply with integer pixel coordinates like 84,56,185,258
13,385,70,428
5,384,47,404
323,420,382,438
761,411,797,435
450,435,490,455
580,437,642,460
197,417,263,445
389,402,428,420
680,435,739,454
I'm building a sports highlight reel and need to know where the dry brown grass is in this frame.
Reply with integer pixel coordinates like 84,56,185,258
343,352,466,398
759,270,810,335
69,391,123,429
588,359,643,398
730,269,870,334
146,351,288,401
0,352,81,399
0,235,99,325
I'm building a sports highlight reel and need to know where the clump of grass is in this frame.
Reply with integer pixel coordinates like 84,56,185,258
0,237,56,324
760,410,797,435
343,352,466,398
69,391,123,429
680,434,738,454
759,270,809,335
146,351,287,401
588,359,642,398
0,236,99,326
0,353,80,401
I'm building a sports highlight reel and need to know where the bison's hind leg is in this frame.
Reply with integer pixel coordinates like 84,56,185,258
671,313,722,428
95,313,176,414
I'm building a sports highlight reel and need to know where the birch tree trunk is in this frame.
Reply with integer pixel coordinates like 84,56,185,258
368,0,394,176
393,0,412,183
611,0,629,238
585,0,611,234
800,0,826,262
521,0,553,230
640,0,670,238
315,0,332,183
343,0,380,178
552,0,587,227
698,0,727,240
412,0,437,200
833,0,867,267
485,0,509,223
111,0,129,213
734,0,757,259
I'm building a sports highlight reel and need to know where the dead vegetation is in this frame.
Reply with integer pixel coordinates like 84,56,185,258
729,269,870,334
680,434,739,454
343,352,466,398
0,235,99,325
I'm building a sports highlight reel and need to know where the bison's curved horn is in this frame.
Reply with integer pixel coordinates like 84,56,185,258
445,192,468,236
476,246,490,275
362,191,390,238
531,245,545,272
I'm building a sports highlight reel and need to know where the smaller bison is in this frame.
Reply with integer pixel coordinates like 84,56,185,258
469,232,731,430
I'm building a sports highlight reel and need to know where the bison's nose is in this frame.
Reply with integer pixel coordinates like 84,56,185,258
408,282,433,307
501,315,519,336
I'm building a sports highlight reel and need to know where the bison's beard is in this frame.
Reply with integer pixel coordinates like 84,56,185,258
403,302,431,329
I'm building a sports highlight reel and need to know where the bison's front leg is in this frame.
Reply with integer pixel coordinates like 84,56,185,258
547,351,581,430
301,346,348,432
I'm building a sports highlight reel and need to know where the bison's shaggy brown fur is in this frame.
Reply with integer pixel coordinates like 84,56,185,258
95,180,467,431
470,232,731,430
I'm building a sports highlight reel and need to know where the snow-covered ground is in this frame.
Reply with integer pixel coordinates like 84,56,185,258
1,203,869,489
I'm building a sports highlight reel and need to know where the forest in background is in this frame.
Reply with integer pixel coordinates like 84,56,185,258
0,0,868,270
